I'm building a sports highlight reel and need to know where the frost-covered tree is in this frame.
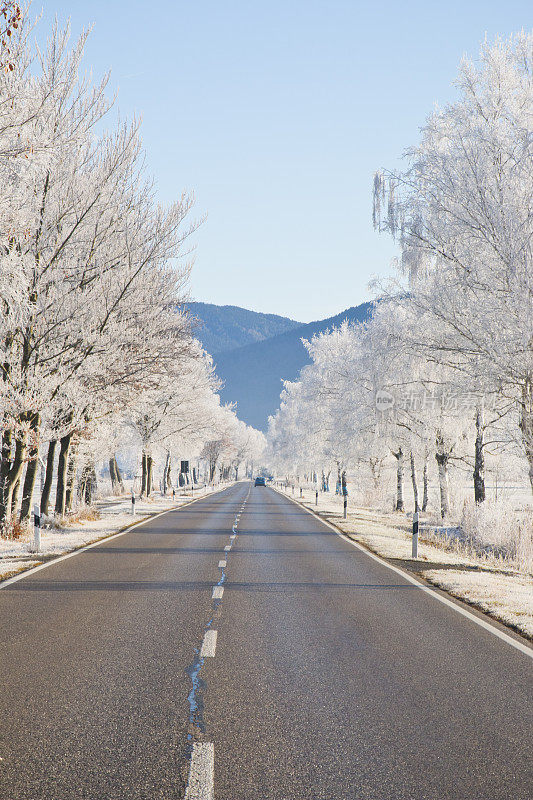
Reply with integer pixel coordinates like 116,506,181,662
0,18,196,528
267,308,481,518
373,33,533,493
126,344,220,495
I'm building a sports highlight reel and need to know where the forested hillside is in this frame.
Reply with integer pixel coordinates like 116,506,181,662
187,302,301,355
213,303,373,430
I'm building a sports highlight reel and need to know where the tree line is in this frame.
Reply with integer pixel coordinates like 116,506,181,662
0,6,264,534
267,34,532,522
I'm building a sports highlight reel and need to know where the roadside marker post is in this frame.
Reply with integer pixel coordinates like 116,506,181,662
300,487,303,498
315,490,318,506
32,504,41,553
131,492,136,516
412,511,419,558
341,472,348,519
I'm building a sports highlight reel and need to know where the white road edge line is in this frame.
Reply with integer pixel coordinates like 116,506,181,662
0,488,227,590
218,560,226,568
200,629,217,657
184,741,214,800
274,487,533,660
212,586,224,599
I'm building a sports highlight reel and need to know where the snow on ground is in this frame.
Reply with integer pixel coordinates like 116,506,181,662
0,559,41,581
0,483,233,581
276,484,533,640
424,569,533,638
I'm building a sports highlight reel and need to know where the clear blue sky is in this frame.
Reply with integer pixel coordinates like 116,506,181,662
42,1,531,322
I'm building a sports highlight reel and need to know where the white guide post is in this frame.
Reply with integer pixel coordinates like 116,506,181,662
33,504,41,553
412,511,419,558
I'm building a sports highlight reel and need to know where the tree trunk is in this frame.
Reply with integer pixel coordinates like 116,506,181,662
369,458,382,489
435,432,450,519
79,463,97,505
86,464,97,504
146,456,153,496
141,452,148,496
55,431,73,517
163,451,171,494
20,455,38,522
89,465,97,504
41,439,57,516
410,451,419,512
65,443,78,513
0,428,29,527
422,455,429,512
167,455,173,491
0,427,13,523
109,455,124,493
113,456,124,492
473,405,486,503
20,413,41,523
11,477,21,517
78,466,88,504
109,456,118,489
393,447,404,511
5,447,25,520
436,455,449,518
519,374,533,494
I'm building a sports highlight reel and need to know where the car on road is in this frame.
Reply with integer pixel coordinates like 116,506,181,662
254,476,266,486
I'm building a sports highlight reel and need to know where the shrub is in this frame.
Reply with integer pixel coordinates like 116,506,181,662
460,499,533,573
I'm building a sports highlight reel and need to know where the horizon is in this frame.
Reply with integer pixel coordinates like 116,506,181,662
187,297,372,326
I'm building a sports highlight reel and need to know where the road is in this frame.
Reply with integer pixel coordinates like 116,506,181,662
0,482,531,799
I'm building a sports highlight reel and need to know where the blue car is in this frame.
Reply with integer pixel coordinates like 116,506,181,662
254,476,266,486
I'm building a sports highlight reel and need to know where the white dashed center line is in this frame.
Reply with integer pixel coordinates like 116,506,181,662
200,629,218,657
185,742,214,800
184,487,251,800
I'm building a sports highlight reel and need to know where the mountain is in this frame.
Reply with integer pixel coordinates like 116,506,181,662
186,302,302,355
212,302,373,431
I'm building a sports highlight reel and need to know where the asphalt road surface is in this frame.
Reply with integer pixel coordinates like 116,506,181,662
0,482,531,799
